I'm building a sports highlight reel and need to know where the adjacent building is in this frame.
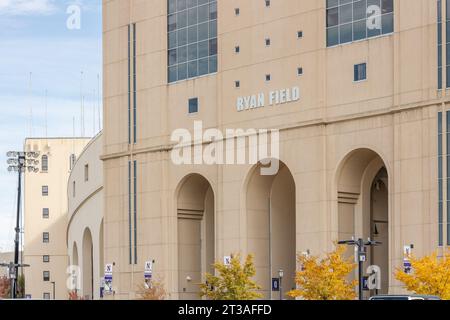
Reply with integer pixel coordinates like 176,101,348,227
67,133,104,300
101,0,449,300
23,138,90,300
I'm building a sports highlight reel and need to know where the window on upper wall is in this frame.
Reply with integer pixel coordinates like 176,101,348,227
189,97,199,114
42,186,49,197
354,63,367,81
43,255,50,263
43,271,50,282
43,293,51,300
41,155,48,172
43,232,49,243
84,164,89,182
326,0,394,47
42,208,49,219
168,0,218,83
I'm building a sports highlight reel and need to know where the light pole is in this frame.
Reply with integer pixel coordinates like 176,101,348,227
6,151,40,299
51,281,56,300
338,238,381,300
278,269,284,301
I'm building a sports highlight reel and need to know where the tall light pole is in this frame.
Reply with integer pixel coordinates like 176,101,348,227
338,238,381,300
6,151,40,299
278,269,284,301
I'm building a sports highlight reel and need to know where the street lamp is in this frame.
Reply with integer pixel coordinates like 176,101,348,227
6,150,40,299
278,269,284,301
338,237,381,300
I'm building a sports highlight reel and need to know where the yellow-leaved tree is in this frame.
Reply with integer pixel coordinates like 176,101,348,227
199,254,263,300
288,245,357,300
395,251,450,300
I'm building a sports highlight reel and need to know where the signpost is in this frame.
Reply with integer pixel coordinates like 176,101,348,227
104,264,113,295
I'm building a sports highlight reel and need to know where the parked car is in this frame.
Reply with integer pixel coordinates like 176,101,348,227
369,295,441,300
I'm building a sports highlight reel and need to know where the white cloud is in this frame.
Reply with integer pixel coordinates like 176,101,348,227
0,0,57,16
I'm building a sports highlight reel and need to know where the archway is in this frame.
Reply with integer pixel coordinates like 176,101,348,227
336,148,389,295
72,242,79,267
245,161,296,299
82,228,94,300
177,174,215,299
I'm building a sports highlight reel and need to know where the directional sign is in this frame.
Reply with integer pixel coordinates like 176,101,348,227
104,264,113,294
105,263,113,276
272,278,280,291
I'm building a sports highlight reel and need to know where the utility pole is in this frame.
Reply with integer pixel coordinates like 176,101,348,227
338,238,381,300
6,151,40,298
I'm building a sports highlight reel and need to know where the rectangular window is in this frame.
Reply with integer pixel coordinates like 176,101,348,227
133,160,138,265
128,161,132,265
128,24,131,144
438,0,443,89
168,0,218,82
43,293,51,300
439,112,443,246
43,232,49,243
43,255,50,263
42,208,49,219
133,23,137,144
354,63,367,81
84,164,89,182
447,111,450,245
70,154,76,171
446,0,450,88
326,0,394,47
41,155,48,172
189,98,199,114
42,186,49,197
43,271,50,282
73,181,76,198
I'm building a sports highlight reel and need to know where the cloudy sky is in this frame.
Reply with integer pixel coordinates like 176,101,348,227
0,0,102,252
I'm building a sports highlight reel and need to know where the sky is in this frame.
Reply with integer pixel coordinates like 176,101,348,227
0,0,102,252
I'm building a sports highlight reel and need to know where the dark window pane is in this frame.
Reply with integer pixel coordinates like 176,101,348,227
327,0,338,7
209,2,217,19
340,23,352,44
189,98,198,113
187,0,197,8
168,31,177,49
178,28,188,46
178,46,187,63
177,11,188,28
188,60,198,77
198,4,209,23
446,66,450,88
198,22,208,41
169,66,177,82
381,13,393,34
367,17,381,37
188,25,198,42
209,38,217,55
177,0,187,11
198,40,209,58
339,4,352,24
178,63,188,80
168,14,177,32
353,0,366,21
198,58,209,75
188,43,198,60
209,55,217,73
353,19,366,41
168,49,177,65
327,26,339,46
188,7,197,25
327,7,339,27
438,22,442,45
168,0,177,14
381,0,393,14
210,21,217,38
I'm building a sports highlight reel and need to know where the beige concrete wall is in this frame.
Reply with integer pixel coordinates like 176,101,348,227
101,0,445,299
67,133,104,300
23,138,90,300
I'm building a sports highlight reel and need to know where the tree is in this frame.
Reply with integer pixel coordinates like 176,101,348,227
200,254,263,300
288,245,357,300
395,251,450,300
0,276,10,299
137,278,169,300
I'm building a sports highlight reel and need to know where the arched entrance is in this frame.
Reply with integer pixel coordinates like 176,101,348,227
336,148,389,295
82,228,94,300
72,242,79,267
177,174,215,299
245,161,296,299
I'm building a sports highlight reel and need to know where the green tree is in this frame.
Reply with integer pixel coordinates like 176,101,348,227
200,254,263,300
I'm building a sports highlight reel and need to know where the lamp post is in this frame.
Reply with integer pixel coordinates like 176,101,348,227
6,151,40,299
278,269,284,301
338,238,381,300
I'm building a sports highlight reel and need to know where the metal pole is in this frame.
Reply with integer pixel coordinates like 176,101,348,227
52,282,55,300
357,239,363,301
279,276,282,301
13,160,23,299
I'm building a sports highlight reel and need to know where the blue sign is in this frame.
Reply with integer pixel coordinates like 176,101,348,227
105,275,113,281
272,278,280,291
362,276,369,291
